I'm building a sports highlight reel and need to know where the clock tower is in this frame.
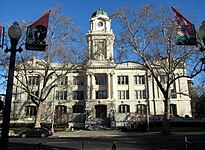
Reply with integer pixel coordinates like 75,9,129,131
86,8,115,63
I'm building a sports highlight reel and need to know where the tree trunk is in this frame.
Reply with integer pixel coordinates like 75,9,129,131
162,97,171,135
34,101,43,128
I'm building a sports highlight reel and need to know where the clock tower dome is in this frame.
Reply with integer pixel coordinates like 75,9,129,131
86,8,115,63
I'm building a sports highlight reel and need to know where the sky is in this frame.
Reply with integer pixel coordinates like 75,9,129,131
0,0,205,93
1,0,205,35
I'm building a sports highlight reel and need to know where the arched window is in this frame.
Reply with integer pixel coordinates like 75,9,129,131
55,105,67,123
136,104,147,115
119,104,130,113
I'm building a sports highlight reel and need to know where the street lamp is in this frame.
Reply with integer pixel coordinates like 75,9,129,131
0,22,22,150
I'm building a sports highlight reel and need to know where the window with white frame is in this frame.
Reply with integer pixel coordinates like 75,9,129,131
117,76,129,85
57,76,68,86
134,90,146,99
118,90,129,99
119,104,130,113
56,91,67,100
25,106,36,117
28,76,40,86
73,91,84,100
134,75,145,85
73,76,84,85
96,90,107,99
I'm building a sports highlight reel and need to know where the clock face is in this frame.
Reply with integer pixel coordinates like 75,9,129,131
98,21,103,27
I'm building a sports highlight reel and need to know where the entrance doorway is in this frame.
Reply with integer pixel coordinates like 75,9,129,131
95,105,107,118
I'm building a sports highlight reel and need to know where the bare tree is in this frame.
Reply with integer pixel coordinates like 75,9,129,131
14,5,86,127
111,5,204,134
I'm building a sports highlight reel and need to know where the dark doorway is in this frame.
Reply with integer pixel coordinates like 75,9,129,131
95,105,107,118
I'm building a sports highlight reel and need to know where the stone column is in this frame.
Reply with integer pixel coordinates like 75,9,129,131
107,73,111,99
86,73,90,100
90,74,95,99
110,71,115,99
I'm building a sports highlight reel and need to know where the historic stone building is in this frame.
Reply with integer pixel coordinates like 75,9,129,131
11,8,192,129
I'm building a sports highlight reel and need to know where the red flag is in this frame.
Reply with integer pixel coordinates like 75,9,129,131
29,11,50,31
171,7,197,46
26,10,50,51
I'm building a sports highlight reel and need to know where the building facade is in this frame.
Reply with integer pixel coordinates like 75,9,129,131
11,9,192,129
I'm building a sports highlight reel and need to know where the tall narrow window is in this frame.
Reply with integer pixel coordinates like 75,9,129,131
25,106,37,117
56,91,67,100
134,75,145,85
28,76,40,86
73,76,84,85
161,75,168,84
117,76,129,85
57,76,68,86
118,90,129,99
73,91,84,100
170,104,177,116
135,90,146,99
95,75,107,85
96,91,107,99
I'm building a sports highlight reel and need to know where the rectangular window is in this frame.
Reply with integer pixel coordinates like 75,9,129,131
73,91,84,100
57,76,68,86
171,89,177,99
134,75,145,85
135,90,146,99
96,91,107,99
28,76,40,86
118,90,129,99
73,76,84,85
25,106,37,117
56,91,67,100
117,76,129,85
95,75,107,85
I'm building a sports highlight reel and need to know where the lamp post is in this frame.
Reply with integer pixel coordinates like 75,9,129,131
0,22,22,150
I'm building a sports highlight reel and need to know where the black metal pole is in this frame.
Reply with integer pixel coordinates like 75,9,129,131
0,39,18,150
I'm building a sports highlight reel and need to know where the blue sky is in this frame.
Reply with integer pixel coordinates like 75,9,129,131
0,0,205,93
1,0,205,35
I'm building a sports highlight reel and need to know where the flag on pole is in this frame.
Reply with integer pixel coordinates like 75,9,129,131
171,7,197,46
0,25,5,48
26,10,50,51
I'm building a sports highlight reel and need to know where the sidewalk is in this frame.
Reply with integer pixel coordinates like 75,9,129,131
52,130,205,138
